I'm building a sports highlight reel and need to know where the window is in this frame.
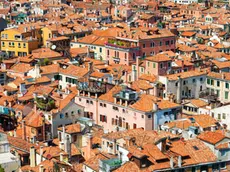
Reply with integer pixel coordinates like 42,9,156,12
150,42,155,47
200,86,202,91
142,115,144,119
211,79,214,85
159,41,162,46
153,63,156,68
148,115,151,118
142,53,146,58
1,42,4,47
171,40,174,44
90,101,93,105
193,79,196,83
143,44,146,48
226,83,229,89
1,34,4,38
60,114,64,119
217,90,220,97
220,162,226,169
113,106,119,111
211,112,214,118
104,104,106,107
86,100,89,103
107,50,109,55
218,114,221,119
99,47,102,53
133,123,137,129
200,77,203,82
23,43,26,48
225,91,228,100
100,103,103,107
79,98,81,102
165,41,169,45
160,63,163,69
207,78,210,85
65,113,68,118
100,115,107,122
217,80,220,87
223,113,226,119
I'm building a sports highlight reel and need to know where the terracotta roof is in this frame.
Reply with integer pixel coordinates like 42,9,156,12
9,63,32,73
215,142,230,150
23,110,50,128
139,74,157,83
189,99,208,108
197,130,227,145
130,94,180,112
32,48,61,59
166,70,207,81
145,54,171,62
57,123,81,134
131,80,153,91
83,153,116,171
181,31,196,37
59,64,88,78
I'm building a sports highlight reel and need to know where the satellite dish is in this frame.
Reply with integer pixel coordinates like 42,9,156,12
51,45,56,50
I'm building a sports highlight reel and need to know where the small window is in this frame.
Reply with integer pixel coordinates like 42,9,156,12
100,103,103,107
143,44,146,48
86,100,89,103
104,104,106,107
60,114,64,119
142,115,144,119
207,78,210,85
200,77,203,82
225,91,228,100
159,41,162,46
79,98,81,102
226,83,229,89
193,79,196,83
217,81,220,87
220,162,226,169
223,113,226,119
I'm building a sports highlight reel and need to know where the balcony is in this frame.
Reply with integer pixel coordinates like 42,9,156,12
105,39,139,50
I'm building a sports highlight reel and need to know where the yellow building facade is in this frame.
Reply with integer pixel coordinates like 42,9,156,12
0,29,39,57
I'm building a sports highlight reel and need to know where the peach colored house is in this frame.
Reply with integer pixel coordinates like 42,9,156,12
75,85,181,132
106,28,176,65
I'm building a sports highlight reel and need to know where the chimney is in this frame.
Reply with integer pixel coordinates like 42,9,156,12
40,146,43,162
114,97,117,104
170,156,174,169
14,129,17,137
42,116,46,141
30,146,36,167
62,125,65,143
85,133,93,160
178,156,182,167
39,165,44,172
153,103,158,112
22,120,26,141
74,36,77,42
136,56,140,80
59,142,65,150
64,135,71,160
222,73,225,79
181,60,184,72
34,64,40,79
60,153,64,162
88,62,93,72
176,76,182,104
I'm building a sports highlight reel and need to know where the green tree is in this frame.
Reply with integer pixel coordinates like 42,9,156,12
0,164,5,172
